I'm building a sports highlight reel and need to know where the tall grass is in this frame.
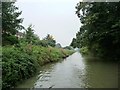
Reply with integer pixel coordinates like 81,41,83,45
2,45,74,89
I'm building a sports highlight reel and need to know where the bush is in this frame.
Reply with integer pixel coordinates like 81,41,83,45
2,46,39,89
80,47,89,55
2,45,74,89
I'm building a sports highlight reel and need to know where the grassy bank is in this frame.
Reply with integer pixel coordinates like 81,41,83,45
2,45,74,89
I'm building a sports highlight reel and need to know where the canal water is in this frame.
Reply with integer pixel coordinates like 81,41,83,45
17,52,118,88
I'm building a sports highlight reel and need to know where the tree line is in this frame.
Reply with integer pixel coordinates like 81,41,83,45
2,2,57,47
71,2,120,60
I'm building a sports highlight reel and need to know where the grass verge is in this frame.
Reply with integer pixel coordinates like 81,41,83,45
2,45,74,89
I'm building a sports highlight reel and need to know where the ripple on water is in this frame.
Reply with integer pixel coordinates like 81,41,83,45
17,52,118,88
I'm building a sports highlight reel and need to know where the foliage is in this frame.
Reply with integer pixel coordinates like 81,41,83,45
1,2,74,89
80,46,89,55
2,45,74,89
2,2,24,45
70,38,77,48
2,34,19,45
22,27,56,47
24,24,40,44
71,2,120,60
43,34,56,47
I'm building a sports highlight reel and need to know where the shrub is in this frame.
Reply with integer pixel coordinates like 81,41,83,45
80,47,89,55
2,45,74,89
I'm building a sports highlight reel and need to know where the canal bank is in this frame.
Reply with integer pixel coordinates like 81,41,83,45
2,46,74,89
17,52,118,88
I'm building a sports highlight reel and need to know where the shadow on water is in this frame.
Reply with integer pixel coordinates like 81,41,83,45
83,56,118,88
16,52,118,88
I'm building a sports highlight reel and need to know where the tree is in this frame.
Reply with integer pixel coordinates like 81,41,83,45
2,2,24,45
43,34,56,47
24,24,40,45
25,24,34,43
72,2,120,60
70,38,77,48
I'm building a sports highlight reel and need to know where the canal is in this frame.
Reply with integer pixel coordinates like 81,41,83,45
17,52,118,88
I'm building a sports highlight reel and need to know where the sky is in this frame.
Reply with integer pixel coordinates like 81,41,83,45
16,0,81,47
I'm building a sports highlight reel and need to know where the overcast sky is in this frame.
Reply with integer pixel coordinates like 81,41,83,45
16,0,81,47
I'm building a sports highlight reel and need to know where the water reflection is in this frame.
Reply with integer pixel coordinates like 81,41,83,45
17,52,118,88
84,60,118,88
